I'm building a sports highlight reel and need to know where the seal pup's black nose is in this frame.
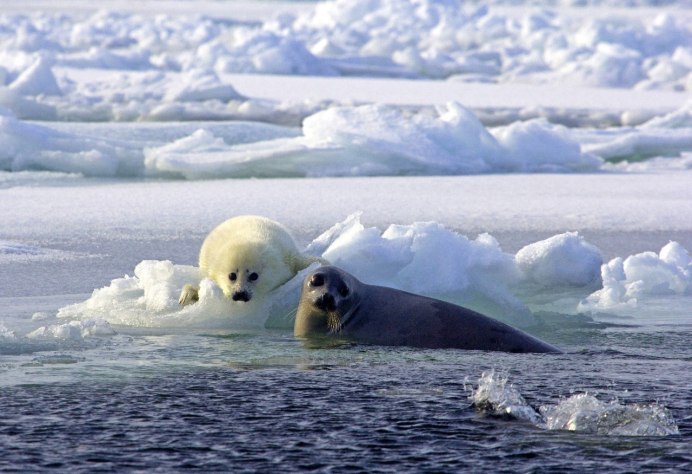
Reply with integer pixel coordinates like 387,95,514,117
232,290,251,302
315,293,336,311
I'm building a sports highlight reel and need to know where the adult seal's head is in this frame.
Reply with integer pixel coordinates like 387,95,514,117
295,266,361,338
295,266,561,353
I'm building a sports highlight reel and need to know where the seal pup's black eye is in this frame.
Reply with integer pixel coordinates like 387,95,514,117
249,272,259,282
309,273,325,287
229,272,237,281
338,283,349,297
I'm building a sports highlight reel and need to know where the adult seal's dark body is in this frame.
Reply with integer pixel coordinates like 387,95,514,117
295,266,561,353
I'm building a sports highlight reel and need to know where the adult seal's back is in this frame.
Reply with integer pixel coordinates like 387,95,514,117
295,266,561,353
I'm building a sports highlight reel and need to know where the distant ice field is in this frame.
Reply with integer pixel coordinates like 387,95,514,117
1,0,691,127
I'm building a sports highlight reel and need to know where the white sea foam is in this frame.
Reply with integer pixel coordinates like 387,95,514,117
468,370,544,425
470,370,679,436
540,393,680,436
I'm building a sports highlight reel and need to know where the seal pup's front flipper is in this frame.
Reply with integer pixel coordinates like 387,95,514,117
179,283,200,306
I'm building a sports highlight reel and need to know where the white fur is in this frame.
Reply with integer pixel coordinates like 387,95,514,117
180,215,317,305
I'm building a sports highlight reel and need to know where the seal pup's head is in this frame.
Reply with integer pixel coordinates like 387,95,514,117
209,240,294,303
295,266,360,337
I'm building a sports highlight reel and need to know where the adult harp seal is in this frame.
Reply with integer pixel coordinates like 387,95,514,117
295,266,561,353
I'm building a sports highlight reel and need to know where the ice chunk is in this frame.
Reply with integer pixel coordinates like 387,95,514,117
27,319,116,340
143,103,600,179
9,56,62,96
56,215,539,329
0,114,142,176
318,214,532,326
163,69,244,102
494,120,603,172
0,324,17,340
580,241,691,311
56,259,306,330
516,232,602,287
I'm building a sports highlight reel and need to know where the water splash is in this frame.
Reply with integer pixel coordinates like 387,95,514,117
467,370,543,425
469,370,679,436
540,393,680,436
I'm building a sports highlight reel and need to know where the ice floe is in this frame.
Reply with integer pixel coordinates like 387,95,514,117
53,213,692,330
55,214,533,328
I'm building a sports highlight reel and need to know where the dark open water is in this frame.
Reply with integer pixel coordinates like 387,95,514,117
1,325,690,473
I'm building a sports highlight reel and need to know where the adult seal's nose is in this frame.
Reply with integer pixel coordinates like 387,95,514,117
232,291,251,302
315,293,336,311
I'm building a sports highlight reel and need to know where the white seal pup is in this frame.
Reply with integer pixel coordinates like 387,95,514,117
179,215,322,306
295,266,561,353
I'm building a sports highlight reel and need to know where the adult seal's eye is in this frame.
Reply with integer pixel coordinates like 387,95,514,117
338,283,349,297
309,273,325,287
229,272,237,281
249,272,259,282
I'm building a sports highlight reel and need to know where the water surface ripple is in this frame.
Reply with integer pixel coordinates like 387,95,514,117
1,337,690,472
